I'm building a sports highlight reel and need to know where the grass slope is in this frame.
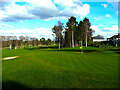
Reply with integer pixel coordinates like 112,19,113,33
2,46,118,88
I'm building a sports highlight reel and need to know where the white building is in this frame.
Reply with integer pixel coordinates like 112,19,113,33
107,34,120,46
93,39,105,42
92,35,105,42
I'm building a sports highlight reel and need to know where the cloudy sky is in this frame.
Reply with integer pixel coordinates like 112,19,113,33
0,0,119,40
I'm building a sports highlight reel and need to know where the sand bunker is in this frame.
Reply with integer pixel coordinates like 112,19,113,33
0,56,19,61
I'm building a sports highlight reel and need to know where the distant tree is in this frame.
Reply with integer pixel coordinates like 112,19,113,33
25,36,30,47
1,36,9,48
29,37,37,47
47,38,52,45
5,36,17,49
8,36,16,49
19,36,25,48
52,21,63,49
35,39,39,46
1,35,41,49
40,37,46,45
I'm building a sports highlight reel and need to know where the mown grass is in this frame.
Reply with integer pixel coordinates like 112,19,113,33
2,46,119,88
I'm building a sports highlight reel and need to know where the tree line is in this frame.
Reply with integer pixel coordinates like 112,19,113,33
1,16,94,50
52,16,94,49
1,36,53,49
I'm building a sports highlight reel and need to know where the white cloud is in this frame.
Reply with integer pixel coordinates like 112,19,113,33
90,25,118,38
0,2,37,22
54,0,90,17
0,0,58,21
0,23,14,27
103,25,118,31
94,16,103,20
54,0,75,7
26,0,59,19
101,4,108,8
0,27,54,39
62,4,90,16
90,25,100,34
94,14,112,20
44,16,68,21
105,14,112,18
20,20,23,23
1,0,119,2
107,0,120,2
0,0,21,2
80,16,84,19
0,0,90,22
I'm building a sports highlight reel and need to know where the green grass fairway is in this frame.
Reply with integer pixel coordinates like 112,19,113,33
2,46,118,88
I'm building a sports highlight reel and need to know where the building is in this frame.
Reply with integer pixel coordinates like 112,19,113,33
107,34,120,46
92,35,105,42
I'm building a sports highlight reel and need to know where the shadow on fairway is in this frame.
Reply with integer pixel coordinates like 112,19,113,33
48,49,100,53
25,46,58,50
106,48,119,51
115,52,120,54
2,80,31,89
106,48,120,54
25,47,103,53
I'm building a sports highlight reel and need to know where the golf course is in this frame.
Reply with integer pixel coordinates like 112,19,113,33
2,46,118,88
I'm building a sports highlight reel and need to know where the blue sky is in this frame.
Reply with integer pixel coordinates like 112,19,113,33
0,0,119,40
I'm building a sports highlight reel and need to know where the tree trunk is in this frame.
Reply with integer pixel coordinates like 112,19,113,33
58,37,60,49
78,40,80,46
10,43,12,49
81,41,83,54
85,28,87,47
15,46,17,49
72,30,74,48
69,38,71,47
81,41,82,47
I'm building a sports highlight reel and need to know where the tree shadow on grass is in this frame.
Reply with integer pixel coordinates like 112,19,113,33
2,80,31,89
106,49,119,51
24,47,103,53
25,46,58,50
106,48,120,54
115,52,120,54
24,46,104,53
47,49,101,53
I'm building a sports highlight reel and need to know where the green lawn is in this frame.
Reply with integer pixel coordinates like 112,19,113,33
2,46,119,88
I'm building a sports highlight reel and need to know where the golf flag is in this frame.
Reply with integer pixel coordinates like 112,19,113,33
80,46,82,49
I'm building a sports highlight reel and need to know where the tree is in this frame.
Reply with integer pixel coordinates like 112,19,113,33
40,37,46,45
52,21,63,49
8,36,17,49
83,17,94,47
64,27,71,47
1,36,9,48
66,16,78,48
35,38,39,46
19,36,25,48
47,38,52,45
25,36,30,47
77,21,85,47
30,37,36,47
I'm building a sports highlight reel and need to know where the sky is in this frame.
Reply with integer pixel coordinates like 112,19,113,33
0,0,119,40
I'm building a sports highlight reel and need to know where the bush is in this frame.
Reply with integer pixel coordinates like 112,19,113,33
89,42,112,48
